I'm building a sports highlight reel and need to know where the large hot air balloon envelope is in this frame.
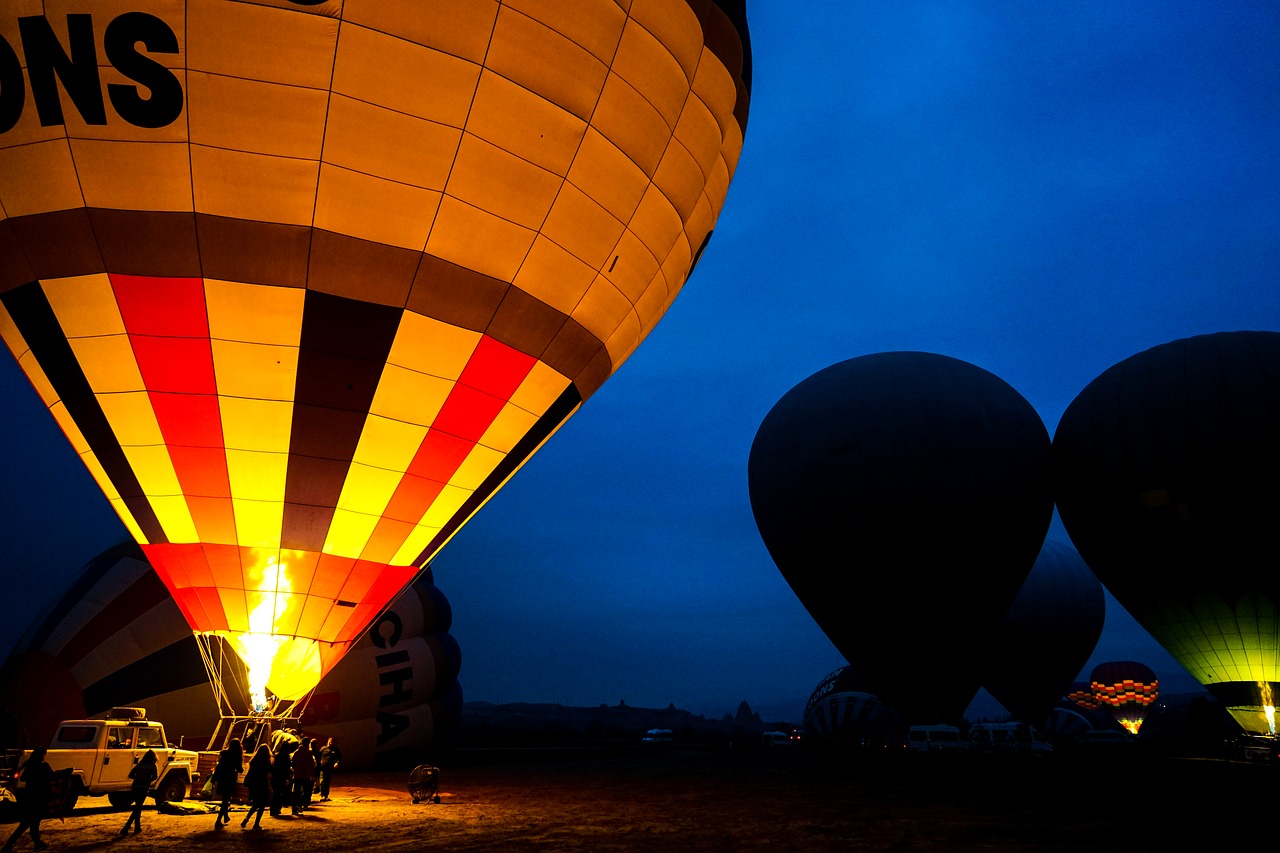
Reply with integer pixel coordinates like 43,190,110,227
0,1,751,710
0,541,462,766
982,538,1105,727
1054,331,1280,734
748,352,1054,723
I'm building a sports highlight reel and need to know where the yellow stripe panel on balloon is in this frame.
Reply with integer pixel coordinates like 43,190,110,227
208,280,303,550
0,293,139,540
42,276,201,546
327,326,556,565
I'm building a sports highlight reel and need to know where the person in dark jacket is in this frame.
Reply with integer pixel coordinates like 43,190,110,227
317,737,342,801
119,749,158,836
290,738,316,814
211,738,243,830
269,743,292,818
239,745,272,831
2,747,53,852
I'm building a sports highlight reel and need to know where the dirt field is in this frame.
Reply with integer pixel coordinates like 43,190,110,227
0,748,1270,852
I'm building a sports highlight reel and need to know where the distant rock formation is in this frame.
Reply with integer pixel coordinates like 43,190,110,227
458,700,780,749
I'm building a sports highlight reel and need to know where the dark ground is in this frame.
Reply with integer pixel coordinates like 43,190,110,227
2,746,1272,852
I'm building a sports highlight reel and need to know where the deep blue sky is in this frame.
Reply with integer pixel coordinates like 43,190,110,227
3,3,1278,722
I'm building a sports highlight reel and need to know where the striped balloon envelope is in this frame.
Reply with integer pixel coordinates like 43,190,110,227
0,1,751,706
0,540,462,766
802,666,900,747
1090,661,1158,735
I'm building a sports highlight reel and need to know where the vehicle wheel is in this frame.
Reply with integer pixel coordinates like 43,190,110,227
153,775,186,804
107,791,133,810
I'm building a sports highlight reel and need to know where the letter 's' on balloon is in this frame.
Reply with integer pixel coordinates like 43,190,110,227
1054,331,1280,734
748,352,1053,723
0,1,751,710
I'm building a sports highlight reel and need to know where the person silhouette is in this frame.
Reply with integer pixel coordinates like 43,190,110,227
119,749,158,836
2,747,53,852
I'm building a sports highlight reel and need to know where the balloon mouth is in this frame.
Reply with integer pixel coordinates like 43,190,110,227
1116,718,1144,735
219,632,322,709
213,554,322,710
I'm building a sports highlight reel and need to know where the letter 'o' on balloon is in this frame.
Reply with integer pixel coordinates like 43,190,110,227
0,2,752,710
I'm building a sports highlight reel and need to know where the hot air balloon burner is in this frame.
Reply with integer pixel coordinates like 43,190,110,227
1090,669,1158,736
195,632,309,752
1260,682,1276,736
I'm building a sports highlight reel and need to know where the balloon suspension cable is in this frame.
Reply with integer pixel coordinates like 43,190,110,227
195,632,311,751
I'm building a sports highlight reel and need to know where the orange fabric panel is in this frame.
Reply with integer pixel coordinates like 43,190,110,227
360,517,417,565
309,553,356,601
185,495,238,547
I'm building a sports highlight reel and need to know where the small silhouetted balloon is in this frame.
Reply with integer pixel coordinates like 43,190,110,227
983,539,1105,727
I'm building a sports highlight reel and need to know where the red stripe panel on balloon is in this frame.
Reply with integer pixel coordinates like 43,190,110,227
359,336,534,564
145,542,415,646
111,275,236,546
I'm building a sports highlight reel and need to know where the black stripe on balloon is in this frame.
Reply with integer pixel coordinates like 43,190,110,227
23,540,142,654
1206,681,1280,708
281,290,401,552
81,637,207,717
414,381,582,565
0,282,166,543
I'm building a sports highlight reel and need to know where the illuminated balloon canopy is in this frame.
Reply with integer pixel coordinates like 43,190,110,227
748,352,1054,723
1089,660,1158,735
0,2,751,712
1054,331,1280,734
0,540,462,766
1065,681,1101,712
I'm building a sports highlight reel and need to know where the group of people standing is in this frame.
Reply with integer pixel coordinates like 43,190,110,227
0,732,343,846
2,745,159,849
210,734,342,832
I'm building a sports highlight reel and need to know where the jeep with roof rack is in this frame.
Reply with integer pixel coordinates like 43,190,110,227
1,708,200,813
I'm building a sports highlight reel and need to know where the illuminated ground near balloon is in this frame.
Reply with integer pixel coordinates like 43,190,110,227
0,750,1270,852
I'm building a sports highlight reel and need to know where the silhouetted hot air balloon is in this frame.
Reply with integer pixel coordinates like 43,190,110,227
803,666,900,746
0,541,461,766
982,538,1105,727
748,352,1054,723
0,2,751,717
1054,331,1280,734
1043,697,1114,742
1090,661,1158,735
1065,681,1101,711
